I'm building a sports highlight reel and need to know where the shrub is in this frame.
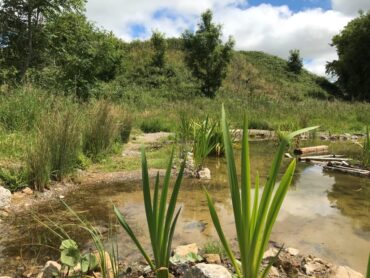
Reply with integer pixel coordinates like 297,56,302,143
83,101,119,160
140,118,170,133
0,167,27,192
248,119,273,130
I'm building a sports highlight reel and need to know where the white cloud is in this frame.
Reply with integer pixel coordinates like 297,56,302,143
331,0,370,15
86,0,356,76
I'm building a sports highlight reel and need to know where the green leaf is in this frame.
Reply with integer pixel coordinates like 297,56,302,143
81,253,98,273
60,239,80,267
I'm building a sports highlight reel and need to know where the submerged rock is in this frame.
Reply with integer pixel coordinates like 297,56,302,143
197,168,211,180
184,263,231,278
183,220,207,232
0,186,11,209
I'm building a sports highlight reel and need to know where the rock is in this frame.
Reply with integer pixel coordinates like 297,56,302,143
286,247,300,256
174,243,199,257
303,261,326,276
37,261,61,278
320,135,329,140
268,266,280,277
0,186,11,209
184,263,232,278
263,248,278,259
203,254,221,264
351,135,359,140
197,168,211,180
330,266,364,278
22,187,33,195
184,220,207,232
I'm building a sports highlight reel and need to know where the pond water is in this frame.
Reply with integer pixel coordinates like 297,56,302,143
1,141,369,275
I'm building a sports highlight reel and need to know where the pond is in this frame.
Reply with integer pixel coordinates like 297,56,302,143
0,141,369,275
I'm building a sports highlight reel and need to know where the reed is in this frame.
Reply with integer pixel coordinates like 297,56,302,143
114,147,185,278
204,106,318,278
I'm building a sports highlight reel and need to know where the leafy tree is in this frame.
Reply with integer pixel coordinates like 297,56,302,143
150,31,166,68
41,13,124,99
326,11,370,101
182,9,234,98
0,0,85,81
287,49,303,74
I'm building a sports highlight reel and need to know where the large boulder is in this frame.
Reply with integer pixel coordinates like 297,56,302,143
0,186,11,209
184,263,232,278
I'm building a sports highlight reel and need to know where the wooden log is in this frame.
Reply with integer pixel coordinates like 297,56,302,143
294,145,329,155
299,157,351,162
300,154,345,159
323,165,370,177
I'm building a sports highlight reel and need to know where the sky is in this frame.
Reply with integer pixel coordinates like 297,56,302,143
85,0,370,76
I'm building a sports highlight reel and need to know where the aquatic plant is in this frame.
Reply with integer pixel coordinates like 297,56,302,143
204,106,318,278
34,201,119,278
191,117,217,170
114,147,185,278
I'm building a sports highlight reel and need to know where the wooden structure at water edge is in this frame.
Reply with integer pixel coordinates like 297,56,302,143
323,162,370,177
294,145,329,155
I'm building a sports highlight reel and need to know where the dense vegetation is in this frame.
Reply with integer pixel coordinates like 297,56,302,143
326,11,370,101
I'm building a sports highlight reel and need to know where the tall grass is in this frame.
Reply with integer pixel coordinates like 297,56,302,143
114,148,185,278
26,106,81,190
26,134,51,191
46,108,81,181
83,101,119,160
204,106,318,278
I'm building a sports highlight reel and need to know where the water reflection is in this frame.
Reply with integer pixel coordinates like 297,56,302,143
0,141,369,274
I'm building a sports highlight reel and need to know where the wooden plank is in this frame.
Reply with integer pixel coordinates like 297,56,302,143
294,145,329,155
299,157,351,162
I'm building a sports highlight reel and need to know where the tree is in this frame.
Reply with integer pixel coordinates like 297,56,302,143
42,13,124,99
182,10,234,98
0,0,85,81
326,11,370,101
150,31,166,68
287,49,303,74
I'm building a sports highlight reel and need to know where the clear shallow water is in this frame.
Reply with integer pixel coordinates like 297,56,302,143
0,142,369,274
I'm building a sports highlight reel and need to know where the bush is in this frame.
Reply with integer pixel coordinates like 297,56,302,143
83,101,119,160
0,167,27,192
140,118,170,133
0,87,51,131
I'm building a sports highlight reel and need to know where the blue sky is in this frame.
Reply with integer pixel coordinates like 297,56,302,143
247,0,332,12
86,0,369,75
